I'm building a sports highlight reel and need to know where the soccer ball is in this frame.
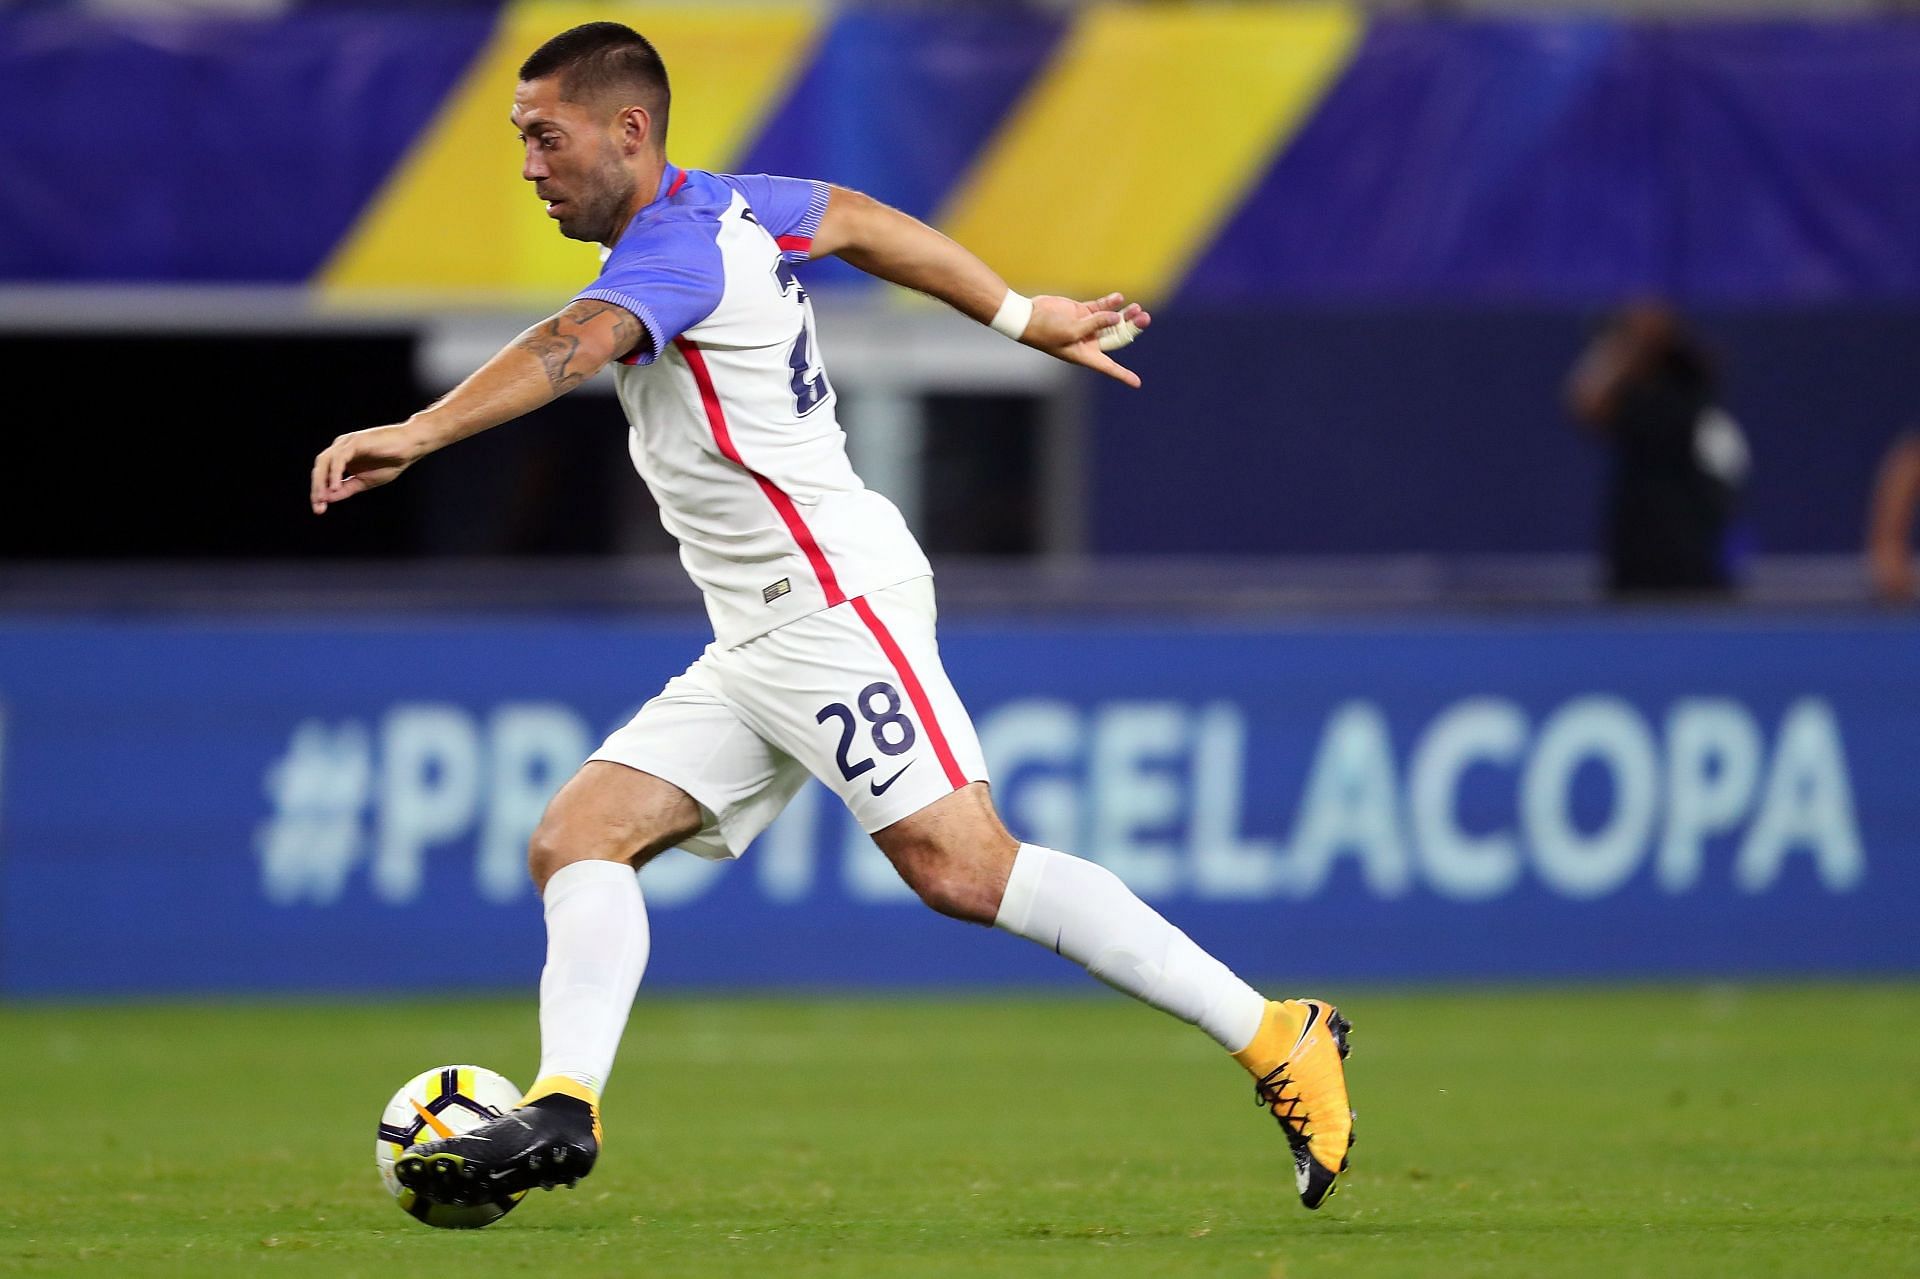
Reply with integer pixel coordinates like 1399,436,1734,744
374,1064,526,1229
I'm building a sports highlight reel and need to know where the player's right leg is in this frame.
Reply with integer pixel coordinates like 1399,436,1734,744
394,759,703,1205
399,656,806,1208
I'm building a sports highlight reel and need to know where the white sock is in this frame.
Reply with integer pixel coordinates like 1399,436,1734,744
533,860,650,1095
994,844,1267,1052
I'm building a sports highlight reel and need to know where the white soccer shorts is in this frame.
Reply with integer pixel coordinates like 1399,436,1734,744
589,576,989,858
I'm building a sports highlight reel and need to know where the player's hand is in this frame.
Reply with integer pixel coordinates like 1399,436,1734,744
310,423,428,514
1021,292,1152,388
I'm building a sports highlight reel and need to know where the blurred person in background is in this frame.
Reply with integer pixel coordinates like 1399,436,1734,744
1565,301,1750,598
1866,430,1920,603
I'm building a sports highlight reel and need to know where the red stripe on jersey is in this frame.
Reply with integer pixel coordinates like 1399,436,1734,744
849,595,968,790
775,234,812,254
673,337,847,607
665,169,689,197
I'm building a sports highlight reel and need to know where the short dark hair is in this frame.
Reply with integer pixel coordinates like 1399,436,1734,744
519,22,670,142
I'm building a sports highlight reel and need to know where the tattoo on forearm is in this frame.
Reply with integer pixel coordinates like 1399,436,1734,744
521,320,584,392
515,300,645,393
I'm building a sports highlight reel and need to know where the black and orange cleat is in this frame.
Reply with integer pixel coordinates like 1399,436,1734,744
1232,999,1355,1210
394,1076,601,1207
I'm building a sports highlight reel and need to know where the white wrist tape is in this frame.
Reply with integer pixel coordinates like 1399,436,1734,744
1097,317,1142,351
989,289,1033,341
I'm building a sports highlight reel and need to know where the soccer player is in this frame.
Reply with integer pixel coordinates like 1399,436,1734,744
311,22,1354,1212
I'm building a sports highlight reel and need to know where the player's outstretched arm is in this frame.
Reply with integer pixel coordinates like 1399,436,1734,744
811,185,1151,388
310,299,642,513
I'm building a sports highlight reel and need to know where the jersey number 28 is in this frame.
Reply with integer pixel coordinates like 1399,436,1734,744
774,257,831,417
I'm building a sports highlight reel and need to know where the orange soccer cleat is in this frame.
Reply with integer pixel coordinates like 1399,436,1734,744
1232,998,1355,1210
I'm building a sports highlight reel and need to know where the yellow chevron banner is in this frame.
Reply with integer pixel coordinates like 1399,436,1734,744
938,3,1362,303
322,2,820,303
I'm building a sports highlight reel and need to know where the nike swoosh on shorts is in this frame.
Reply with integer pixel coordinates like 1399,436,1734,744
869,761,916,795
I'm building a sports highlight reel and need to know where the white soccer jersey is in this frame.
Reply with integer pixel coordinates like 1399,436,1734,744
576,164,932,646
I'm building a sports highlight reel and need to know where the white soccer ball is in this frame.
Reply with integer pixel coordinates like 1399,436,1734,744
374,1064,527,1229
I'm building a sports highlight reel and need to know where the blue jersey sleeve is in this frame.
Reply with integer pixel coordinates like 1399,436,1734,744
720,174,831,254
573,219,725,367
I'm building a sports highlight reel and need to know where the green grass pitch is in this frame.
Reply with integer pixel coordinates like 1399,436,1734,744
4,985,1917,1277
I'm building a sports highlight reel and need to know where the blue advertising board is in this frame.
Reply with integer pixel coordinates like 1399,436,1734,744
1,612,1915,995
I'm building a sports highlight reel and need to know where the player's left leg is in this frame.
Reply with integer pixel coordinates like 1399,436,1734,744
718,578,1355,1209
873,785,1355,1210
874,783,1260,1047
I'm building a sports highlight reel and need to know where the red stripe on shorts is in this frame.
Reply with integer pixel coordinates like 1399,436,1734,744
673,335,962,792
850,595,968,790
674,337,847,606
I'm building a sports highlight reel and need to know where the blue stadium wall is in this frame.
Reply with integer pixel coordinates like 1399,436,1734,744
8,7,1919,304
1088,306,1920,557
6,7,1919,557
3,612,1914,995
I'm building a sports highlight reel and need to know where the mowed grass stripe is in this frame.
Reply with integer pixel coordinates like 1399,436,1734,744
4,986,1917,1277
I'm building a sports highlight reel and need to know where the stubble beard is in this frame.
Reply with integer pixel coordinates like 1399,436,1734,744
560,163,639,246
